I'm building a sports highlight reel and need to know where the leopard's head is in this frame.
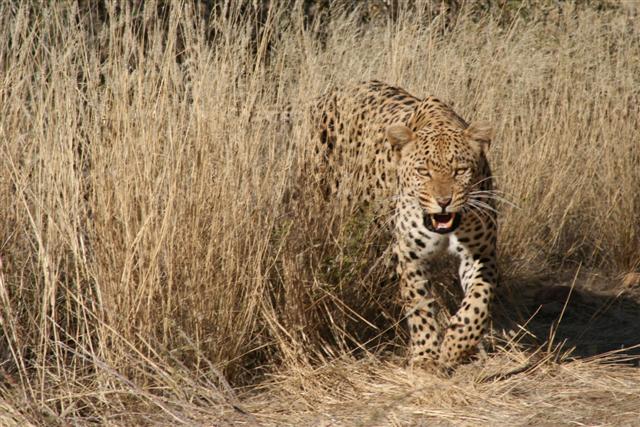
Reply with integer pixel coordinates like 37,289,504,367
387,120,493,234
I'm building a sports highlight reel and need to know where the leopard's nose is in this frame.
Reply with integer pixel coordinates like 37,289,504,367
437,197,452,209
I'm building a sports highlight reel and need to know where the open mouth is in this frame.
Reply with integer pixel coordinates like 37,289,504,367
424,212,461,234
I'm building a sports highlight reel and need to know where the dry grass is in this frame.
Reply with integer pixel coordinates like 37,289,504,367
0,1,639,425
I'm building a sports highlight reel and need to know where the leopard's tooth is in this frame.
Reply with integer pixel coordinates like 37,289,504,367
445,215,454,228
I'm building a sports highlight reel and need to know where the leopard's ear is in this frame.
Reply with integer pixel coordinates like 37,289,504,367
386,124,415,157
464,121,493,153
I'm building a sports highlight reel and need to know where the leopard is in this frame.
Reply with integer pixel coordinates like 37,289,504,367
311,80,498,368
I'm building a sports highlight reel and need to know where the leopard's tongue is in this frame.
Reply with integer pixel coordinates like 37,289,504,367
431,213,455,230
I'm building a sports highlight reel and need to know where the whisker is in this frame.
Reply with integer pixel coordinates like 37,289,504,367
468,199,500,215
469,191,520,209
469,189,511,196
483,198,516,210
475,196,519,209
465,201,499,228
465,201,494,217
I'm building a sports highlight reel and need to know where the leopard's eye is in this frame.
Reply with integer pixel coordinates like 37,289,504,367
416,167,431,178
454,167,469,177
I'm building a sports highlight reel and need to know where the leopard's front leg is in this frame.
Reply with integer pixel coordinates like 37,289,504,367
394,246,444,365
439,240,497,366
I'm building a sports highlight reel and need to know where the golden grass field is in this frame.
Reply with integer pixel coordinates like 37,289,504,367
1,1,640,425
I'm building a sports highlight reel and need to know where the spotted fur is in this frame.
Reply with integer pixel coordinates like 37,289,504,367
312,80,498,367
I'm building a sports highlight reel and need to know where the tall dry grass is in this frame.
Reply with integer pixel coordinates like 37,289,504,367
0,1,639,424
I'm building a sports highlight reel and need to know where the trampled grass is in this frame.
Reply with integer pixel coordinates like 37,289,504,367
0,1,639,425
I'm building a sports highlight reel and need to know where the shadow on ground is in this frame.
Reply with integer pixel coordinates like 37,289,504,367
496,269,640,364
